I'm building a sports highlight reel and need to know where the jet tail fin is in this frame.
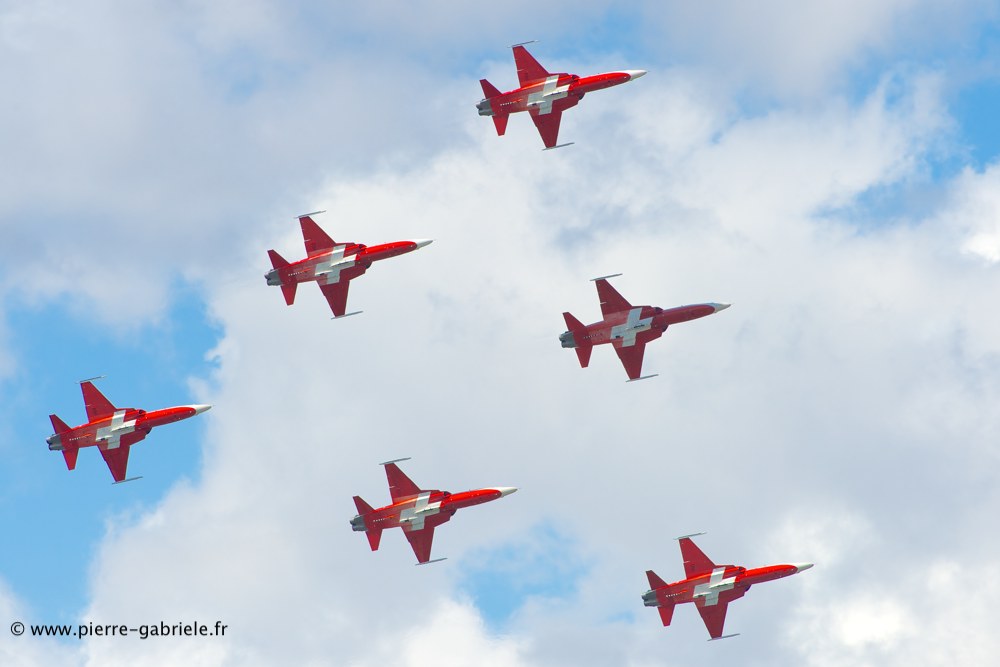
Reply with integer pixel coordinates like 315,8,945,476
49,414,79,471
479,80,508,135
562,312,592,367
268,250,297,305
353,496,382,551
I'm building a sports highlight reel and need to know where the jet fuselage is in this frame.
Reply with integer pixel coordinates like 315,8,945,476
559,303,727,350
642,563,811,609
351,487,517,534
265,240,432,289
46,404,211,451
477,71,644,118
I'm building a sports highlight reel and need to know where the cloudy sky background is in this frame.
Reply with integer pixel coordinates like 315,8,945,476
2,1,1000,665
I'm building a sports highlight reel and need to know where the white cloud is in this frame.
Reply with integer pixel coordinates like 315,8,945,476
786,560,1000,667
0,580,74,667
639,0,995,98
4,3,1000,666
56,58,1000,666
952,163,1000,263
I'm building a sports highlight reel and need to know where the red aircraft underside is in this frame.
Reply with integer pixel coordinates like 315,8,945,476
560,275,730,381
477,44,646,149
642,534,813,639
265,212,432,318
46,381,210,483
350,459,516,564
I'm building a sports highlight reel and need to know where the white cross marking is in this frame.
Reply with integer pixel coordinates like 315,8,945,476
527,75,569,115
610,308,653,347
95,410,137,450
399,492,441,531
314,245,356,285
693,567,737,606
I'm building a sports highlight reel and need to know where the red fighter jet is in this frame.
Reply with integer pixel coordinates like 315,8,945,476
477,42,646,149
560,274,730,382
642,533,813,640
350,458,517,565
46,378,211,484
265,212,432,318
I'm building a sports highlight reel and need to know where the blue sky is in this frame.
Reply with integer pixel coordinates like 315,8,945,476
3,2,1000,666
0,286,218,623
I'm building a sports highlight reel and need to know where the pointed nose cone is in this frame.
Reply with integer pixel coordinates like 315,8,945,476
412,239,433,249
494,487,518,497
792,562,814,573
709,303,731,312
190,404,212,415
624,69,647,80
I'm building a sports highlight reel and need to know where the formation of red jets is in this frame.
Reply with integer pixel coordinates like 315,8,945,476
42,43,810,642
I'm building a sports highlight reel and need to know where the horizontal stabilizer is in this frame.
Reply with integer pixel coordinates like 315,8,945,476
542,142,574,151
49,414,71,434
658,604,675,627
562,311,585,332
708,634,740,641
280,284,297,306
626,374,658,382
575,346,592,368
366,529,382,551
267,249,290,270
480,78,502,99
331,310,362,320
62,447,79,471
353,495,375,515
646,569,667,590
590,273,623,282
492,114,509,136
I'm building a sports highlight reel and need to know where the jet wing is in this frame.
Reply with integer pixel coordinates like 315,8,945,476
512,45,550,86
384,462,422,503
529,108,563,149
300,215,337,257
81,381,117,421
403,525,436,564
595,279,633,317
679,536,718,578
318,281,351,318
98,431,145,483
613,340,646,381
696,599,730,639
696,587,746,639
